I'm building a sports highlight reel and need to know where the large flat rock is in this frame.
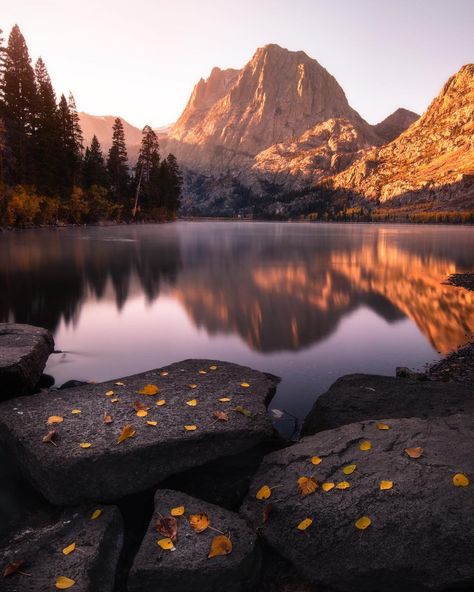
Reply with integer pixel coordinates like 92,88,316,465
0,324,54,398
0,359,277,505
302,373,474,435
0,504,123,592
128,489,261,592
241,414,474,592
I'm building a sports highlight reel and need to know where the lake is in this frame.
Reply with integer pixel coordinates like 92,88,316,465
1,221,473,438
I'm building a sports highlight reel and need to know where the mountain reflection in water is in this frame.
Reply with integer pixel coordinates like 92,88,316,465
1,222,473,437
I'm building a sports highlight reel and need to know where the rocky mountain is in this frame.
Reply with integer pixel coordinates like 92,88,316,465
79,113,142,153
372,108,419,143
332,64,474,207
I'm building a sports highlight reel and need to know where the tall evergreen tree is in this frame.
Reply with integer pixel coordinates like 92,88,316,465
158,153,182,214
107,117,129,206
133,125,160,216
82,134,108,188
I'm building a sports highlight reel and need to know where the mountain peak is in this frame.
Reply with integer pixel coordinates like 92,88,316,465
373,108,419,143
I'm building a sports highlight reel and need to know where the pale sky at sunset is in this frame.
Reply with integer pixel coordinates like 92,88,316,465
2,0,473,129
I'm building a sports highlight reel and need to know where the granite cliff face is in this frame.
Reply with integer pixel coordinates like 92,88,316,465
372,108,419,143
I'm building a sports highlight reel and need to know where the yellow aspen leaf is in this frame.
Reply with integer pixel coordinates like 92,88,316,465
219,397,231,402
208,535,232,558
62,543,76,556
111,398,119,403
79,442,91,449
184,425,197,431
297,476,318,496
342,464,357,475
188,384,198,389
240,382,250,388
311,456,322,465
453,473,469,487
146,421,158,427
136,409,148,418
355,516,372,530
115,382,125,386
322,482,335,492
55,576,76,589
91,509,102,520
209,365,218,371
297,518,313,531
189,513,209,533
47,416,64,425
171,506,185,517
105,390,114,397
359,440,372,451
380,480,393,490
156,399,166,406
117,425,136,444
139,384,159,396
160,371,169,377
336,481,350,490
186,399,198,407
157,538,175,551
71,409,81,415
198,370,207,375
405,447,423,459
376,422,390,430
256,485,272,500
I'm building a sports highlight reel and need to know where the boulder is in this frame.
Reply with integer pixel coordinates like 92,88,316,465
0,324,54,398
0,359,277,505
0,504,123,592
128,489,261,592
302,373,474,435
240,414,474,592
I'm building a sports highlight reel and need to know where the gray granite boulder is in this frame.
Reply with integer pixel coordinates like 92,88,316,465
241,414,474,592
0,359,277,505
0,504,123,592
302,373,474,435
128,489,261,592
0,324,54,398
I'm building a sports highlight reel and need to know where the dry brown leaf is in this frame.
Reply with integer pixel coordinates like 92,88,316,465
262,503,273,523
42,430,57,445
189,513,209,533
3,560,24,577
297,476,318,496
117,425,136,444
138,384,159,396
208,535,232,558
156,516,178,542
47,416,64,425
405,447,423,459
213,411,229,422
103,413,113,424
133,401,149,412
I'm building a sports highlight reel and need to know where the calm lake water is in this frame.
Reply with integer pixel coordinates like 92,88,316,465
1,222,473,437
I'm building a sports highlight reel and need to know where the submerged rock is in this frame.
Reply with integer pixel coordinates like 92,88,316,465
0,359,277,505
302,373,474,435
0,504,123,592
0,324,54,398
128,489,261,592
241,414,474,592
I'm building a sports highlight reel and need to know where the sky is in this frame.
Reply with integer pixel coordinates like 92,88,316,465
2,0,473,129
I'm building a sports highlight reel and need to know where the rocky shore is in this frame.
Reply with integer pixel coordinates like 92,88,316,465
0,322,472,591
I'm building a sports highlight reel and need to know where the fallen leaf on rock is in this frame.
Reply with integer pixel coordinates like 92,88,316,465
256,485,272,500
133,401,149,412
47,416,64,425
188,384,198,389
359,440,372,451
3,560,24,577
208,535,232,558
198,370,207,375
79,442,91,449
156,516,178,541
71,409,81,415
453,473,469,487
376,423,390,430
262,503,273,523
55,575,75,589
139,384,159,396
156,399,166,406
103,413,113,424
186,399,197,407
136,410,148,418
322,482,335,492
311,456,322,465
240,382,250,388
380,480,393,490
219,397,231,402
111,398,119,403
117,425,136,444
355,516,372,530
297,518,313,531
62,543,76,556
405,447,423,459
105,390,114,397
157,538,175,551
115,382,125,386
91,509,102,520
189,513,209,533
342,464,356,475
213,411,229,422
297,476,318,496
42,430,57,445
234,406,252,417
146,421,157,427
160,371,169,377
209,365,218,371
184,425,197,431
171,506,185,517
336,481,350,490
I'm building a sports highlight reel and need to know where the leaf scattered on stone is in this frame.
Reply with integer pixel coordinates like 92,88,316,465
105,390,114,397
198,370,207,375
156,516,178,542
209,365,218,371
380,480,393,490
234,406,252,417
219,397,231,402
186,399,198,407
359,440,372,451
79,442,92,449
297,518,313,531
336,481,350,490
62,543,76,556
3,560,24,577
405,447,423,459
157,538,175,551
188,384,198,389
342,464,356,475
91,509,102,520
453,473,469,487
117,425,136,444
184,425,197,431
213,411,229,422
322,482,335,492
156,399,166,406
42,430,57,445
160,371,169,377
103,413,113,424
139,384,159,396
240,382,250,388
111,398,119,403
355,516,372,530
136,410,148,418
47,416,64,425
55,575,76,589
297,476,318,496
115,382,125,386
256,485,272,500
71,409,81,415
133,401,149,412
376,423,390,430
311,456,322,465
146,421,157,427
189,513,209,533
171,506,185,517
208,535,232,558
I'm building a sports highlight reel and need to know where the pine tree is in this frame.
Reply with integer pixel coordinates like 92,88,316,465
83,134,108,188
133,125,160,216
107,117,129,206
159,153,182,214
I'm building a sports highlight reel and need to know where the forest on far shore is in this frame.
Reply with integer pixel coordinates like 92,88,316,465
0,25,182,228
